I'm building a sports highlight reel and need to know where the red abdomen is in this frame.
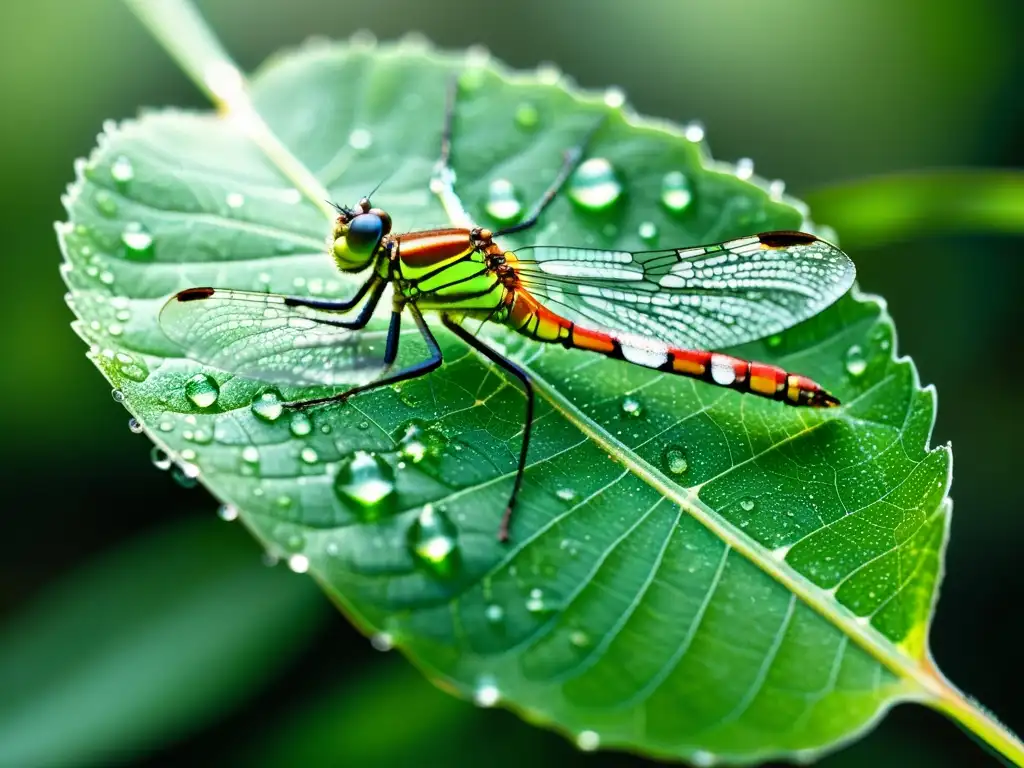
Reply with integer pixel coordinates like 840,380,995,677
396,229,474,269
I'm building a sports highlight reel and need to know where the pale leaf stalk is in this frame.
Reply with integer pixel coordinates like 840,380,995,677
123,0,336,220
120,2,1024,765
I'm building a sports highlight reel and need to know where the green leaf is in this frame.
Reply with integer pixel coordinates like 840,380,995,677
0,518,326,767
59,16,1021,765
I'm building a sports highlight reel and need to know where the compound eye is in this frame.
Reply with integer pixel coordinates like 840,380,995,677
345,213,384,254
369,208,392,235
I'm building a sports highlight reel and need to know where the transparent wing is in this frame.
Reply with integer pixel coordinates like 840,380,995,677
159,288,388,388
511,232,856,350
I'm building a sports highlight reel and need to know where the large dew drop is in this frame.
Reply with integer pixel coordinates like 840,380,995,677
408,504,460,578
485,178,523,224
660,171,693,213
568,158,622,211
333,451,396,517
845,344,868,377
663,447,689,475
251,390,284,422
184,373,219,409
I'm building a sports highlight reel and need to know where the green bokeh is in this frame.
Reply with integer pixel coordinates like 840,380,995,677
2,0,1021,765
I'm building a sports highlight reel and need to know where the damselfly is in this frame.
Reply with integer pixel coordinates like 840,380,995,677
160,87,856,542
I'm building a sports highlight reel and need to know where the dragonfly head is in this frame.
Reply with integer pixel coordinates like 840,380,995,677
329,197,393,272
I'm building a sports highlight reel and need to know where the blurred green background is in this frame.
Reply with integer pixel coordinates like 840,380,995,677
2,0,1022,765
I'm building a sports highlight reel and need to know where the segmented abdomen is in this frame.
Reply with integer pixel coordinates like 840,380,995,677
506,289,838,407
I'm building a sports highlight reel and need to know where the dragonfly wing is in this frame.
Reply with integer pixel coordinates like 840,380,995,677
511,232,855,350
159,288,387,388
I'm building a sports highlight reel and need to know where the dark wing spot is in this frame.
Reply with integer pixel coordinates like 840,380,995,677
176,287,216,302
758,231,819,249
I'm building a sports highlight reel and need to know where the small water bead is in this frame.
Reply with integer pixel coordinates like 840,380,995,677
370,632,394,652
288,554,310,573
474,679,500,707
568,158,622,211
172,463,200,488
121,222,154,260
569,630,591,648
845,344,868,377
184,373,220,409
289,412,313,437
111,388,125,403
660,170,693,213
225,192,245,209
114,352,149,382
95,190,118,217
684,122,705,143
638,221,659,243
100,272,115,287
526,588,547,613
664,447,689,475
556,488,577,503
603,86,625,108
300,447,319,464
150,447,172,471
514,101,539,129
333,451,396,515
735,157,755,180
408,504,460,578
766,334,783,349
485,178,523,224
739,498,756,512
128,417,144,434
484,604,505,624
348,128,373,150
110,155,134,186
621,397,642,417
241,446,260,464
576,731,600,752
218,503,239,521
251,390,284,421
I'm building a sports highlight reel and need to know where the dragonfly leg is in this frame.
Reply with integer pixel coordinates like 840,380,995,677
279,277,386,329
442,314,533,543
493,114,608,238
284,303,442,410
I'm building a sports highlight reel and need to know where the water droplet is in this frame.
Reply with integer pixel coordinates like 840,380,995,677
735,157,755,180
526,587,548,613
621,397,642,417
184,373,219,409
241,446,260,465
569,630,591,648
348,128,373,150
603,86,625,108
171,463,200,488
408,504,460,577
110,155,134,186
289,412,313,436
287,554,310,573
218,503,239,521
114,352,149,382
638,221,659,243
684,122,705,143
766,334,783,349
485,604,505,624
121,222,154,260
397,421,443,463
300,447,319,464
95,190,117,217
556,488,577,503
845,344,867,377
568,158,622,211
740,498,756,512
485,178,523,224
370,632,394,651
514,102,539,129
150,447,172,471
226,192,245,208
251,390,284,422
111,388,125,403
664,447,689,475
576,731,600,752
661,171,693,213
333,451,396,516
474,678,500,707
128,417,144,434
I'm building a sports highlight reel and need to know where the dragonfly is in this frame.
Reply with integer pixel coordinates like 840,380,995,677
159,93,856,543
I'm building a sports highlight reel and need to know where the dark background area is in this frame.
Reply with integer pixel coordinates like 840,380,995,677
1,0,1022,765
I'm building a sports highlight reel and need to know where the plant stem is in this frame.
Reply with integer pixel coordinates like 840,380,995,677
807,169,1024,247
123,0,336,220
